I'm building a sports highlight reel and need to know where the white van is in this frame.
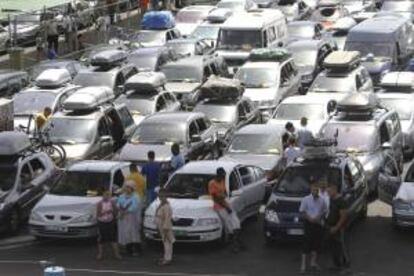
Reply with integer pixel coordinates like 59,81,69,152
216,9,288,75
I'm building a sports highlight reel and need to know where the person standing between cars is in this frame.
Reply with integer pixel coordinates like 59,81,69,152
155,188,175,266
142,151,161,205
170,143,185,174
96,190,122,260
284,137,301,165
208,168,242,253
117,181,143,256
46,18,59,53
35,107,52,131
297,117,313,149
326,183,350,272
126,164,146,202
299,182,327,273
106,0,117,25
282,122,296,150
96,11,110,44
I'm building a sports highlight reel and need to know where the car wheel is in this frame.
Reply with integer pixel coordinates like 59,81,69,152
9,208,20,234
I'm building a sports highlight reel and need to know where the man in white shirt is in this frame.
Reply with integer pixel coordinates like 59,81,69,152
299,182,327,273
297,117,313,149
284,137,301,165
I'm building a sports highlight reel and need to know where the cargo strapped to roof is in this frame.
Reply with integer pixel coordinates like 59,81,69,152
63,86,115,111
249,48,291,63
35,68,71,88
199,76,244,101
323,51,360,72
207,8,232,23
90,49,127,67
0,131,31,155
336,93,379,114
124,72,167,93
380,72,414,88
301,137,337,160
141,11,175,30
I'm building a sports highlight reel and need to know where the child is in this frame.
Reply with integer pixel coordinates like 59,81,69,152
96,190,121,260
155,188,175,265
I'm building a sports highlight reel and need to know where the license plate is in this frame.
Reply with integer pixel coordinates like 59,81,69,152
45,225,68,232
174,230,187,236
287,229,304,236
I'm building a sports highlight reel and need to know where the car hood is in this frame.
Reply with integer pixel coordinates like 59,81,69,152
175,23,198,36
120,143,173,162
60,143,91,160
165,82,201,93
395,182,414,202
34,194,99,215
244,87,277,102
147,198,215,218
221,154,281,171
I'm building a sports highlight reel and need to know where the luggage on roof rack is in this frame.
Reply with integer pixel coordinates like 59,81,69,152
323,51,360,72
336,93,379,113
90,49,127,67
199,76,244,101
302,137,337,160
249,48,291,63
63,86,115,111
0,131,31,156
35,68,71,88
141,11,175,30
124,72,167,93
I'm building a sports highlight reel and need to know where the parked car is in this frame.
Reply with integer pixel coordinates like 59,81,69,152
310,0,350,29
264,139,368,242
175,5,216,36
127,46,180,72
29,60,86,80
144,160,266,242
0,69,29,97
0,132,61,233
29,161,131,238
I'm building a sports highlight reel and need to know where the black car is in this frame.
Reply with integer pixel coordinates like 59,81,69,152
264,139,368,242
0,132,61,233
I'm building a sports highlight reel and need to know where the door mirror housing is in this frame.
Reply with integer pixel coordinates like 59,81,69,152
231,190,242,197
191,134,202,143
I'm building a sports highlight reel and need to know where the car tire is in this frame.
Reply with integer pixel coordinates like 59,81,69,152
8,208,20,234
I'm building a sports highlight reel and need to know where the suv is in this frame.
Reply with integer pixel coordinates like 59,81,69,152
44,86,136,163
320,93,404,194
308,51,373,94
161,54,229,109
264,139,368,242
0,132,60,233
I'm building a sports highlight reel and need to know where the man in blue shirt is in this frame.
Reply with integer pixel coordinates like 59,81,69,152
141,151,161,205
170,143,185,174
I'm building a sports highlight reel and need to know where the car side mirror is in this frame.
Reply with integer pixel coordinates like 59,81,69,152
231,190,242,197
382,142,392,150
191,134,202,143
100,135,112,143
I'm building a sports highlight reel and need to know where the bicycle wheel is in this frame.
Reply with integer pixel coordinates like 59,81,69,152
40,144,66,167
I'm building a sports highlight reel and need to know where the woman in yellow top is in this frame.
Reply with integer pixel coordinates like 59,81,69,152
126,164,146,201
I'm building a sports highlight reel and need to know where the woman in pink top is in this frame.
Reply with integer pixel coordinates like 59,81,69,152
96,190,121,260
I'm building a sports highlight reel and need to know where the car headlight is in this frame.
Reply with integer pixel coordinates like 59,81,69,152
196,217,220,226
144,215,155,225
265,209,280,224
71,213,95,223
393,199,411,211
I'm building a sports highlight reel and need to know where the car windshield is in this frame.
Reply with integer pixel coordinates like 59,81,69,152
131,122,186,144
166,173,214,198
161,66,202,82
191,25,220,40
323,123,378,152
13,92,57,115
288,25,315,39
176,11,205,23
310,75,355,93
120,95,155,116
51,171,112,197
194,104,237,123
218,29,262,50
235,67,278,88
345,42,394,58
45,118,96,143
0,167,17,192
380,98,412,120
228,133,281,155
137,31,165,43
274,103,325,120
290,49,317,67
73,73,113,88
217,1,244,9
275,165,341,196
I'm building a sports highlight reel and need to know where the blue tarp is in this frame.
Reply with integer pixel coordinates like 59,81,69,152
141,11,175,30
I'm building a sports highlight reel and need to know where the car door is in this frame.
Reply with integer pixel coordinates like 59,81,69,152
385,113,404,170
96,117,114,159
282,61,300,98
237,165,264,218
16,161,38,218
227,169,246,219
378,157,401,205
155,94,167,112
197,117,215,155
164,92,181,111
116,105,136,138
188,119,203,160
345,159,366,217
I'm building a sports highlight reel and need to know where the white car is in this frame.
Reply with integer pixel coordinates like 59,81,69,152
175,5,216,36
29,161,131,238
144,160,266,242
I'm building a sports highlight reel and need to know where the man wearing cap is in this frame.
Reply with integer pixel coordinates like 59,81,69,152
35,107,52,131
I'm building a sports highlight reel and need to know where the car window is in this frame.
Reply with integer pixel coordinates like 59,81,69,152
347,160,360,181
115,73,126,87
254,167,266,181
113,169,124,189
166,31,174,41
156,95,167,111
238,103,246,120
229,170,240,192
30,158,46,178
98,118,110,136
356,74,363,90
196,118,208,132
20,163,33,188
124,67,138,80
238,166,256,186
117,106,135,128
189,121,198,137
379,121,390,144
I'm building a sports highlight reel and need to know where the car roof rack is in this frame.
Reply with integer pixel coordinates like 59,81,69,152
323,51,361,72
90,49,128,68
334,93,382,120
199,76,244,101
206,8,232,23
249,48,291,63
34,68,71,88
63,86,115,111
125,72,167,94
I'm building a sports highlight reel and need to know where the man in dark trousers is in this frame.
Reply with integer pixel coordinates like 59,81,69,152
326,183,350,273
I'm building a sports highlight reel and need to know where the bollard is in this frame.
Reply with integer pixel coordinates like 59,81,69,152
44,266,65,276
8,47,24,70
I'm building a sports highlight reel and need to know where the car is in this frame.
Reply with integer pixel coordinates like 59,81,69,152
310,0,350,29
13,69,78,132
0,132,61,233
308,51,374,94
380,0,414,22
118,112,220,173
275,0,313,22
161,54,229,109
114,72,181,125
320,93,404,194
29,160,131,239
287,21,327,43
0,69,29,97
234,49,301,120
135,28,182,47
378,71,414,93
287,40,335,90
44,86,136,162
73,49,139,97
175,5,216,36
377,93,414,156
143,160,266,242
193,76,260,145
264,139,368,242
325,16,357,50
4,13,41,47
166,38,214,57
127,46,180,72
29,60,86,80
